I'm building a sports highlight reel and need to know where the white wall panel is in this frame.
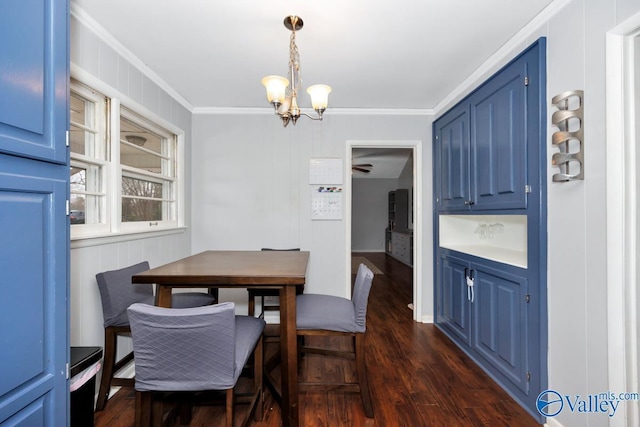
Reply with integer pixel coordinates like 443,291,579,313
545,1,589,419
191,113,430,306
69,14,193,368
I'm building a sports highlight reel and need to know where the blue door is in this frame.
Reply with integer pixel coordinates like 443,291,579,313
0,0,69,425
470,53,527,210
472,262,528,394
434,103,470,211
437,252,471,345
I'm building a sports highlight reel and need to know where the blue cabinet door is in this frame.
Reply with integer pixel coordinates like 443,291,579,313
472,262,529,394
470,56,527,210
434,103,470,211
0,0,69,425
436,253,471,345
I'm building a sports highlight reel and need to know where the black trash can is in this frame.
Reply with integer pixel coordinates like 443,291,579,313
70,346,103,427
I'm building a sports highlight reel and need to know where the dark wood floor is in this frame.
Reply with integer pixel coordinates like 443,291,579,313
94,253,541,427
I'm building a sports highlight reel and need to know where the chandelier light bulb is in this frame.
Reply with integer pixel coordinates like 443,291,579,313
307,84,332,111
261,75,289,105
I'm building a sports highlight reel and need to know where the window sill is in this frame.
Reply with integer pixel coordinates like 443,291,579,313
71,226,188,249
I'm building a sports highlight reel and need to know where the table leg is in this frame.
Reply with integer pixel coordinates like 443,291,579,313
279,285,299,427
156,285,173,308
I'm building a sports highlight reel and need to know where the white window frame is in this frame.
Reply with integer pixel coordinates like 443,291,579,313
69,82,110,238
70,76,186,241
117,106,179,233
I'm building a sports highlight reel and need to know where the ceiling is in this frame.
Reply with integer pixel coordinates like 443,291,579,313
72,0,556,112
352,148,413,180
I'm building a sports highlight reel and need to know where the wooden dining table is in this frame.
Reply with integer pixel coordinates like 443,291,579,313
131,250,310,427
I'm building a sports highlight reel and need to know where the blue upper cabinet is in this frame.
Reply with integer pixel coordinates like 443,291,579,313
434,44,537,212
0,0,69,425
0,0,68,165
470,56,527,210
434,103,470,211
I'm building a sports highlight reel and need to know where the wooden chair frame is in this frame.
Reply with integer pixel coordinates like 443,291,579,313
297,329,374,418
96,325,135,411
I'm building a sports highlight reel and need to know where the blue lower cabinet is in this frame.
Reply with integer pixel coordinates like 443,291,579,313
472,263,529,394
436,250,538,419
437,252,471,345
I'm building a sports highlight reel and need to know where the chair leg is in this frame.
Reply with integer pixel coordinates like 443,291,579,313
208,287,219,302
355,334,374,418
151,395,163,427
96,327,117,411
135,391,151,427
254,336,264,421
225,389,234,427
248,292,256,317
178,399,192,425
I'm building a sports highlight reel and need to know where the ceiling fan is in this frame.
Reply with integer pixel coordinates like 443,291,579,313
352,163,373,174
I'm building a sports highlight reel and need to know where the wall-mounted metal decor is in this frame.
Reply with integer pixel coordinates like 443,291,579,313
551,90,584,182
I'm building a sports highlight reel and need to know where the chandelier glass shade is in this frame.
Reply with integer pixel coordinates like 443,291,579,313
261,16,331,127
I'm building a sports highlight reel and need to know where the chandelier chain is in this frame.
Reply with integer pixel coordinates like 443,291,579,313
288,31,301,99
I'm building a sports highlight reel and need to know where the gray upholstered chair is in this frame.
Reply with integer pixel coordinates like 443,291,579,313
296,263,375,418
127,302,265,427
94,261,216,411
247,248,301,318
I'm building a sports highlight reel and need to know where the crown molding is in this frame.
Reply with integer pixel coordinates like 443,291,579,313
192,106,435,116
70,2,194,112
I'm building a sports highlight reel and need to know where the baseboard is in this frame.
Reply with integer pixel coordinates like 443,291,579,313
544,417,563,427
421,314,434,323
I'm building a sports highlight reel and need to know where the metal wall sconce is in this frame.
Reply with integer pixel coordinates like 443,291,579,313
551,90,584,182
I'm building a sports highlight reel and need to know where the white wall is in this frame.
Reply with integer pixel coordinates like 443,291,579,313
352,178,398,251
69,13,194,365
191,113,431,308
545,2,633,426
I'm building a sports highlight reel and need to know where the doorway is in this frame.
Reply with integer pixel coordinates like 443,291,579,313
606,16,640,427
345,140,423,322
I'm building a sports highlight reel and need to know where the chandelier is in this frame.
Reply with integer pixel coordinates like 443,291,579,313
261,16,332,127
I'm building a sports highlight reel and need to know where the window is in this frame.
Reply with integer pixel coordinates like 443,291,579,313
69,84,108,234
70,79,182,239
119,109,177,230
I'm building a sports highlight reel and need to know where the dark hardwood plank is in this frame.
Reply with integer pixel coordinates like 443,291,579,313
94,253,540,427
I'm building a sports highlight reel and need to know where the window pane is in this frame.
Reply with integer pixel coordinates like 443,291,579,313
120,117,164,173
122,176,167,222
70,164,105,225
70,91,101,157
70,166,86,193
